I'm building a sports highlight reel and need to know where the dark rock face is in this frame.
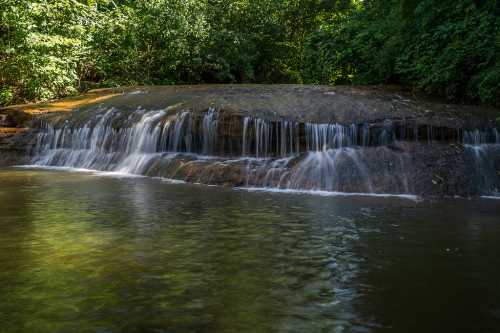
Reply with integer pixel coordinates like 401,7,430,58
0,130,34,167
0,114,9,127
0,109,34,167
2,85,500,197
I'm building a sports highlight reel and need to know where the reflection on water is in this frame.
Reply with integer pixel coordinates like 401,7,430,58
0,168,499,333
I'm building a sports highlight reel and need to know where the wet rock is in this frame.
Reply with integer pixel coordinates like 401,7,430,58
2,85,499,197
0,129,35,167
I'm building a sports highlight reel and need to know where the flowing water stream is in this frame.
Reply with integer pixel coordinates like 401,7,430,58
29,108,500,196
0,168,499,333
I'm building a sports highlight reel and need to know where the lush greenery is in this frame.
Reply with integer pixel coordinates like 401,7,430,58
1,0,498,106
304,0,500,105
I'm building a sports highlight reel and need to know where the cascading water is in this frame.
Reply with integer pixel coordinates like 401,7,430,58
305,123,358,151
462,128,500,195
31,107,500,196
202,108,218,155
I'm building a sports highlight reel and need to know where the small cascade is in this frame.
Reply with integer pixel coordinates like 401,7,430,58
255,118,271,158
241,117,365,156
304,123,357,151
125,111,165,154
242,117,301,157
165,111,194,152
379,120,395,145
279,121,300,157
361,123,370,146
30,107,500,196
242,117,251,157
463,128,500,145
202,108,218,155
183,146,412,194
286,149,373,192
462,128,500,195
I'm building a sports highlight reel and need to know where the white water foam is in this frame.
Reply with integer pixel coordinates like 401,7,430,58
237,187,420,201
15,165,100,174
14,165,183,184
15,165,419,200
480,196,500,200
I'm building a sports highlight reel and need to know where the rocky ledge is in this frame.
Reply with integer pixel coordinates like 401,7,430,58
1,85,499,197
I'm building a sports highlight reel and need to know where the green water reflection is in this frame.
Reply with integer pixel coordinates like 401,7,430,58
0,169,499,332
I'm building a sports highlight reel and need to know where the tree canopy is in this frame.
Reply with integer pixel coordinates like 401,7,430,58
1,0,498,106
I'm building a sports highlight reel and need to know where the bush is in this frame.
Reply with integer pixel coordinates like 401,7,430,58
0,87,14,106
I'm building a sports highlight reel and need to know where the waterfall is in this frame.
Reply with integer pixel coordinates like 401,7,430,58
361,123,370,146
279,121,299,157
379,120,395,145
30,107,500,196
463,128,500,145
169,111,192,152
255,118,270,158
465,145,499,195
462,128,500,195
202,108,218,155
305,123,358,151
242,117,251,157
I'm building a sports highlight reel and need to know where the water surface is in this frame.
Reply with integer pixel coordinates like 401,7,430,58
0,168,499,332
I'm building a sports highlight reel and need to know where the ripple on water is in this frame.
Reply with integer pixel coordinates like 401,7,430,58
0,168,499,332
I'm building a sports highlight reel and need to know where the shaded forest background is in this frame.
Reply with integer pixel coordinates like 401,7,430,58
1,0,498,106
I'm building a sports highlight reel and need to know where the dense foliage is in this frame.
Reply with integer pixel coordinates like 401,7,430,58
303,0,500,105
0,0,98,104
0,0,498,106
